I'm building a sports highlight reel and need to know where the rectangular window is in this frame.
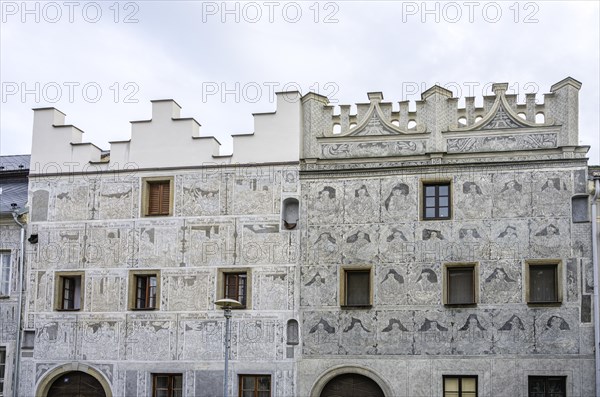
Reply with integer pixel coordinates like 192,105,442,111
528,376,566,397
142,177,174,217
239,375,271,397
443,375,477,397
0,348,5,397
225,273,247,307
153,374,182,397
446,266,476,305
56,273,83,311
148,181,170,216
0,252,10,296
571,195,589,223
135,274,158,309
529,264,559,303
341,268,372,307
423,182,451,220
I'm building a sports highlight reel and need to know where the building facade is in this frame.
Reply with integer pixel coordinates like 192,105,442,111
0,154,30,397
11,78,599,396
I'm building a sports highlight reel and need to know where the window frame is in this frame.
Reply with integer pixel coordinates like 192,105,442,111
54,272,84,311
142,176,174,217
443,263,478,306
422,180,452,220
340,266,372,308
238,374,271,397
443,375,478,397
528,375,566,397
526,260,562,305
224,272,248,308
217,268,251,309
0,347,5,397
0,251,11,297
129,270,160,310
152,373,182,397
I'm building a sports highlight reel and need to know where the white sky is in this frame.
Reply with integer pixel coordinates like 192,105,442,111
1,1,599,163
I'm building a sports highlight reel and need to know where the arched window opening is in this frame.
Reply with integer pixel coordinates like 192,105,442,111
282,198,299,230
286,319,299,345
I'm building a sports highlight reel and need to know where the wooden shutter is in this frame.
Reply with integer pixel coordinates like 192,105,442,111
148,181,170,216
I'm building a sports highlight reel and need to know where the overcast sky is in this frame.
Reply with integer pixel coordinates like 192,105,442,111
1,1,599,163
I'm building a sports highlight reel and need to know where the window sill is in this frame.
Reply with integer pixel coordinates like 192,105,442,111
130,307,158,311
444,302,477,307
56,308,81,312
527,301,562,307
340,305,372,310
143,214,171,217
0,295,11,300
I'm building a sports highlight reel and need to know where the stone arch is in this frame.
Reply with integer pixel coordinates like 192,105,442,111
36,362,112,397
310,365,393,397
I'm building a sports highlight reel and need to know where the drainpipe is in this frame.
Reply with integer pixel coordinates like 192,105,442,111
591,177,600,396
11,210,26,397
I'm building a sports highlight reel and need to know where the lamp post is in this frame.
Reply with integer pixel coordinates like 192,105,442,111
214,298,242,397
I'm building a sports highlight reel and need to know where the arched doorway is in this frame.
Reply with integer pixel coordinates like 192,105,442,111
46,371,106,397
320,373,385,397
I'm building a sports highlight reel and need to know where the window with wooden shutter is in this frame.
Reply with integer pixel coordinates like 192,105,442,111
148,181,170,216
143,178,173,217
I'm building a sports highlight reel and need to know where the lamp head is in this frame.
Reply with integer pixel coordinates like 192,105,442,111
214,298,242,309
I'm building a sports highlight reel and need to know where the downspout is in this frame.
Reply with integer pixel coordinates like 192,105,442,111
591,178,600,396
10,211,25,397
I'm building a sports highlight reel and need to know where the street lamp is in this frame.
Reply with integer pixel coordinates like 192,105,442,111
214,298,242,397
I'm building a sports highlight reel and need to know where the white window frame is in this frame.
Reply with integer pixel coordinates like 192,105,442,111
0,252,11,296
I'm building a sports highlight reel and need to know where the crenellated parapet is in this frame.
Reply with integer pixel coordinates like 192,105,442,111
301,77,585,162
29,78,584,175
30,92,302,174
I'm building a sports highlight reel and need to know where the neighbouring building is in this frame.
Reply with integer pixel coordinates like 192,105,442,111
0,154,30,397
9,77,600,397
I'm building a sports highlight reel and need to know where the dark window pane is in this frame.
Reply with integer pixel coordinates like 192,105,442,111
448,268,474,304
156,376,168,388
346,271,370,305
258,376,270,391
423,183,451,220
572,196,588,222
242,376,255,390
173,375,182,388
530,265,557,302
528,376,565,397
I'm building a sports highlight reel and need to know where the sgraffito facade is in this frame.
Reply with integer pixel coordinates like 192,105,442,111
14,78,599,396
297,78,595,396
